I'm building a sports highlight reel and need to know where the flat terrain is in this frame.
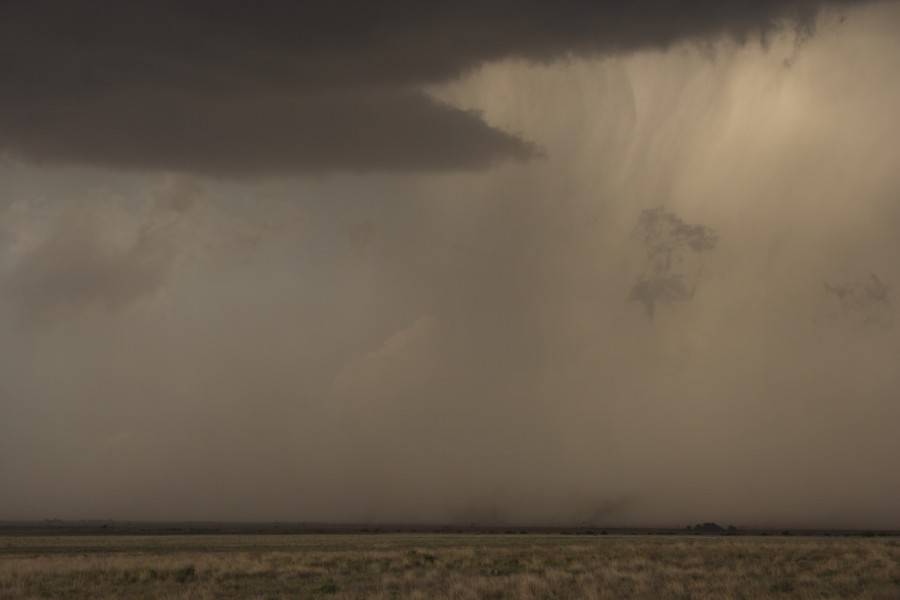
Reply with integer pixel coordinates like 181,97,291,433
1,533,897,599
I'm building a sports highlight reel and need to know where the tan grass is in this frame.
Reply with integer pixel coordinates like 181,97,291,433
0,534,897,599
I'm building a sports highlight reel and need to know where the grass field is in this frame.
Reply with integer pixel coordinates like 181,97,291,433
1,533,898,599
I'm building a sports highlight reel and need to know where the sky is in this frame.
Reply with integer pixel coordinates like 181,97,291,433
1,0,899,529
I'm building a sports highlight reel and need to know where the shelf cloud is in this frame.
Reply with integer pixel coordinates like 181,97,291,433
0,0,871,176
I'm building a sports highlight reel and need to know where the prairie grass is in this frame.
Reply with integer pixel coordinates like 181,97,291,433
1,533,897,599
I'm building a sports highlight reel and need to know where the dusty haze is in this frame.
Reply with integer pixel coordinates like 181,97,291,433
1,0,899,529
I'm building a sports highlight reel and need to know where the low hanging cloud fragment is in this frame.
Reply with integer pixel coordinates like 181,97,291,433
0,185,203,324
0,177,305,324
0,0,872,177
629,207,719,317
822,274,892,325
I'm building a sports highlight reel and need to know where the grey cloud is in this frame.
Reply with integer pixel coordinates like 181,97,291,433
0,0,871,176
0,182,204,323
3,217,173,321
150,177,207,215
0,177,305,323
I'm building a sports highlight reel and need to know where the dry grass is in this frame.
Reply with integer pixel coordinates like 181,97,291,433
1,533,897,599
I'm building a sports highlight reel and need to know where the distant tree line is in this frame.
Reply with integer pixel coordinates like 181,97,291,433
687,522,740,533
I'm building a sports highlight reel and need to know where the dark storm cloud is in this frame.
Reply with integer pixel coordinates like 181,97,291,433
0,0,870,177
0,89,537,176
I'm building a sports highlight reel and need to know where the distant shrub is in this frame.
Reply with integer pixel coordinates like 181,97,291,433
318,581,338,594
691,523,725,533
175,565,195,583
770,579,795,593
